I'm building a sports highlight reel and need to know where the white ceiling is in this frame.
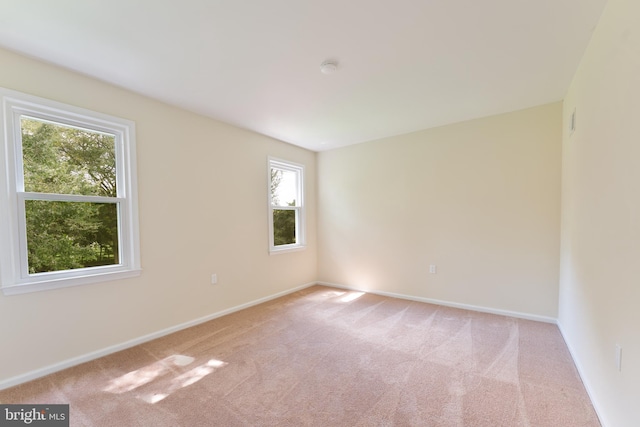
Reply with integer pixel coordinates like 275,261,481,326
0,0,607,151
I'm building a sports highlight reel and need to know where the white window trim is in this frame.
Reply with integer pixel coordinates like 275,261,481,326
268,157,306,254
0,87,141,295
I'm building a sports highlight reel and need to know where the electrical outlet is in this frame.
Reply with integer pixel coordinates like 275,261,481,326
429,265,437,274
211,273,218,284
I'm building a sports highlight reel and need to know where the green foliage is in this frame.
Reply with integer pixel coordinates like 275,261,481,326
273,209,296,245
270,168,297,246
21,118,119,274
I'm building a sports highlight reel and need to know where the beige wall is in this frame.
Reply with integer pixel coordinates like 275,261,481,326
317,103,562,318
559,0,640,425
0,47,317,384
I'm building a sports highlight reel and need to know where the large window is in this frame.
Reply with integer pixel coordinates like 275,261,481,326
268,157,305,253
0,88,140,295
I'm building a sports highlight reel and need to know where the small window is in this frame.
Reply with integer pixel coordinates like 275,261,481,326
0,88,141,295
268,157,305,253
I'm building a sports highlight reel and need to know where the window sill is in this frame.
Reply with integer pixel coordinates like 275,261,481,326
1,268,142,296
269,245,306,255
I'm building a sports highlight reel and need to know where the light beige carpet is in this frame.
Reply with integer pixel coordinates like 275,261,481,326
0,285,600,426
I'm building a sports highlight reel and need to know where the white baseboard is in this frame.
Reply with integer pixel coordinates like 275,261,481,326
557,321,608,427
316,281,557,324
0,281,316,391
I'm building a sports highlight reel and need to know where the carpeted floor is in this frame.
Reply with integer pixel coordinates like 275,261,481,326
0,285,600,426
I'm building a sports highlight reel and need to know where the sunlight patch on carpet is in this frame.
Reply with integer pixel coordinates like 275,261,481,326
317,290,346,299
340,292,365,302
103,354,196,394
135,359,228,404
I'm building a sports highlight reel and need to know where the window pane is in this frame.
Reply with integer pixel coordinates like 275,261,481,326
273,209,296,246
25,200,119,274
270,167,297,206
21,117,117,196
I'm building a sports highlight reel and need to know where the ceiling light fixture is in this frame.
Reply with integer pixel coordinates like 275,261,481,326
320,60,338,74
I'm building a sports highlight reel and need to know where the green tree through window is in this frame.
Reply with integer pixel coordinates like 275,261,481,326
268,158,305,252
270,168,296,245
0,87,140,295
21,117,119,273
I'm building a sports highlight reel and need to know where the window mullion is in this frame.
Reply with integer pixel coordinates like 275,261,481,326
20,192,120,204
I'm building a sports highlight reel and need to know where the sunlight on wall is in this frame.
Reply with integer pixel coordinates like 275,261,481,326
347,271,374,291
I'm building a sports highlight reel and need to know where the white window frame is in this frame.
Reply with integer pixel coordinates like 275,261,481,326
268,157,305,254
0,87,141,295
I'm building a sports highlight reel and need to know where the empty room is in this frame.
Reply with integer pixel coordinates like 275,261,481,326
0,0,638,426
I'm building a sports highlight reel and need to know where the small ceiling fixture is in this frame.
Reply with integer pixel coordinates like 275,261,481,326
320,60,338,74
